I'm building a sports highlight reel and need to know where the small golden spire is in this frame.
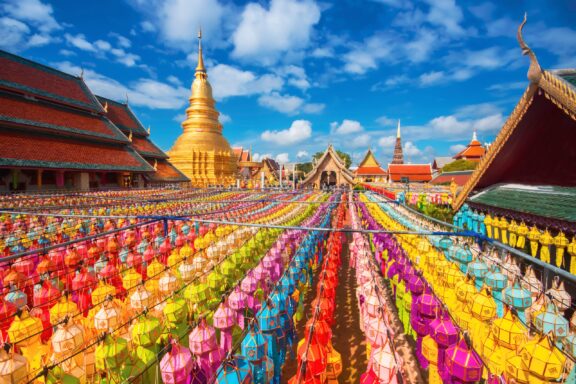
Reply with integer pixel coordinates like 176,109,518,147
153,159,158,171
196,27,205,74
128,130,133,142
103,101,108,113
396,120,401,139
147,125,151,134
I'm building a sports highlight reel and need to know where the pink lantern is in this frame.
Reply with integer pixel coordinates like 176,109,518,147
445,338,483,383
189,319,218,356
213,302,237,351
369,343,399,384
160,340,193,384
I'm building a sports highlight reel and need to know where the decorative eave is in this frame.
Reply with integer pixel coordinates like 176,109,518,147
453,14,576,211
301,145,354,185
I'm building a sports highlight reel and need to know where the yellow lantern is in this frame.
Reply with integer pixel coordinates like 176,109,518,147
91,280,116,307
481,332,506,375
553,231,569,268
325,342,342,380
159,270,180,296
528,226,541,258
94,301,121,333
49,295,79,326
504,355,530,384
539,229,553,264
147,258,165,280
8,310,43,348
492,309,527,350
519,335,566,381
122,268,142,291
130,285,154,311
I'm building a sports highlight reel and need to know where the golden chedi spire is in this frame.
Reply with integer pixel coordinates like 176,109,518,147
167,28,237,187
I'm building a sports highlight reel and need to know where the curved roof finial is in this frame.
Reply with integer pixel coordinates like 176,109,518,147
396,120,401,139
517,13,542,84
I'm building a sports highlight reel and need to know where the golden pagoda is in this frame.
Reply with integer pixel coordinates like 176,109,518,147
167,29,237,187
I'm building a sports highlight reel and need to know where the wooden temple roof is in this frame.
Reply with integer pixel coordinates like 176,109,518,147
301,145,355,185
96,96,149,136
454,18,576,219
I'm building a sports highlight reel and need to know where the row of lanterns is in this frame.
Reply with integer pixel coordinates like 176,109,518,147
361,192,574,383
0,192,328,383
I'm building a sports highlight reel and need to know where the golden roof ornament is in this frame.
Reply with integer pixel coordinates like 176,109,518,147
128,130,133,142
147,125,151,134
153,159,157,171
517,13,542,84
103,101,108,113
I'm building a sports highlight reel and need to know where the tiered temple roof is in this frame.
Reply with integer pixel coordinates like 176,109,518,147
430,170,473,186
355,149,387,177
391,120,404,165
96,96,188,183
453,131,486,162
300,145,355,188
0,50,152,173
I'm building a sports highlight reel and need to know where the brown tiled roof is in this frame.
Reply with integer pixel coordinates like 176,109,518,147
96,96,149,136
0,94,127,142
0,50,102,112
388,164,432,182
430,171,473,186
147,159,188,182
131,136,167,159
0,129,153,172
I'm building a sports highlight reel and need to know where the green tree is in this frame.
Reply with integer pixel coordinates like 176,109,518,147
442,159,477,172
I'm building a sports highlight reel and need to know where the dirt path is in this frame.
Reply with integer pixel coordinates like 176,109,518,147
281,230,367,383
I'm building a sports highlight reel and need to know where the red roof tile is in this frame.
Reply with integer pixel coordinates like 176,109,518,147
0,130,152,171
454,140,485,160
430,171,473,186
97,96,148,135
388,164,432,182
0,51,101,112
355,166,387,176
240,151,251,162
131,136,167,158
148,160,189,182
0,95,126,142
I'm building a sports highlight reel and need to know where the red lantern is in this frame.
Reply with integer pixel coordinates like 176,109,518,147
297,340,327,377
305,319,332,345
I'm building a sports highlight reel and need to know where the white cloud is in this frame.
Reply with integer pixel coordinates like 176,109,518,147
54,61,189,110
127,0,228,50
297,150,309,159
350,133,371,148
59,49,76,57
141,21,156,32
64,33,96,52
423,0,464,37
378,136,396,149
403,141,422,157
449,144,466,154
232,0,321,64
94,40,112,51
330,119,363,135
419,70,445,86
276,65,310,90
167,75,182,86
219,113,231,124
208,64,283,99
0,17,30,51
173,113,186,123
302,103,325,114
261,120,312,145
2,0,61,33
376,116,395,126
258,92,304,114
112,33,132,48
486,81,526,93
275,153,290,164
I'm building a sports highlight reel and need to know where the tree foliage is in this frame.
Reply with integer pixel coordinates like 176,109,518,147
442,159,477,172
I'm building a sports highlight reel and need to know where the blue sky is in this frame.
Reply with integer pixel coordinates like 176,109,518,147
1,0,575,166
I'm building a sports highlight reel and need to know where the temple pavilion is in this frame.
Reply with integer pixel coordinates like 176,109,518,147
0,50,186,192
452,130,486,162
354,149,387,183
454,16,576,271
167,31,237,187
300,145,354,189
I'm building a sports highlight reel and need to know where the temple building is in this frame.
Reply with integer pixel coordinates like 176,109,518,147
0,50,163,192
387,164,433,183
97,96,188,186
354,149,387,182
300,145,354,189
430,170,473,186
453,130,486,162
167,31,237,187
391,120,404,165
454,16,576,269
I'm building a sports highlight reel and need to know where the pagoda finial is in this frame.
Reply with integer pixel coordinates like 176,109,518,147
128,130,133,142
472,129,477,142
103,101,108,113
396,120,401,139
196,26,206,74
153,159,158,171
147,125,151,134
125,92,129,105
517,13,542,84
